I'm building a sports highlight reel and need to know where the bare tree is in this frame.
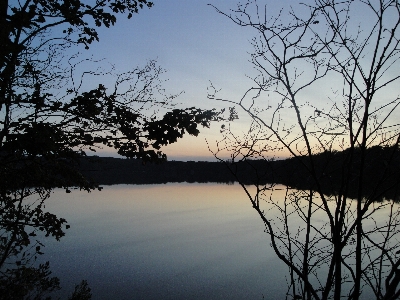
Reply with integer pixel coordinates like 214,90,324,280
208,1,400,299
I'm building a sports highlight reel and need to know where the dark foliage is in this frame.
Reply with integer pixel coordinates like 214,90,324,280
68,280,91,300
0,0,224,298
0,262,60,300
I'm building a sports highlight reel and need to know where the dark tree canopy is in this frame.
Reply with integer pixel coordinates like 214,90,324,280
0,1,223,298
0,0,222,164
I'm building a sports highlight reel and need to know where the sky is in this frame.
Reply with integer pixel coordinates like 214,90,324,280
49,0,399,161
74,0,261,161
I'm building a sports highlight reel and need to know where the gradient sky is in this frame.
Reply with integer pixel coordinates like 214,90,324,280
70,0,399,161
73,0,263,161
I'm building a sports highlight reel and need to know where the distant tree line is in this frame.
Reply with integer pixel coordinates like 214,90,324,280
80,145,400,201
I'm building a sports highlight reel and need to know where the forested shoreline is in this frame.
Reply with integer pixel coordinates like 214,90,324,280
80,145,400,201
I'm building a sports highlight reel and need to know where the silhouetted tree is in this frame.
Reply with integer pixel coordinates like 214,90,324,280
0,0,222,298
68,280,91,300
209,0,400,299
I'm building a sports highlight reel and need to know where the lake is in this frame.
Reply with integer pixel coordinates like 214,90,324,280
41,183,287,300
39,182,390,299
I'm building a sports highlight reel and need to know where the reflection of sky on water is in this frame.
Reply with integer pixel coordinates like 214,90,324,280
42,183,286,299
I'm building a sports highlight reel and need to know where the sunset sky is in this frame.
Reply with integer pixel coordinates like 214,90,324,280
71,0,399,161
76,0,269,161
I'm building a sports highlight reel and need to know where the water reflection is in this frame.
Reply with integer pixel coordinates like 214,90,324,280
42,183,287,300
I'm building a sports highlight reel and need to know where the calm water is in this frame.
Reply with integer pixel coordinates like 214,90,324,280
41,183,287,299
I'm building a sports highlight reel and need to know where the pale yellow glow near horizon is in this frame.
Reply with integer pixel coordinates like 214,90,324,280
163,134,214,160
